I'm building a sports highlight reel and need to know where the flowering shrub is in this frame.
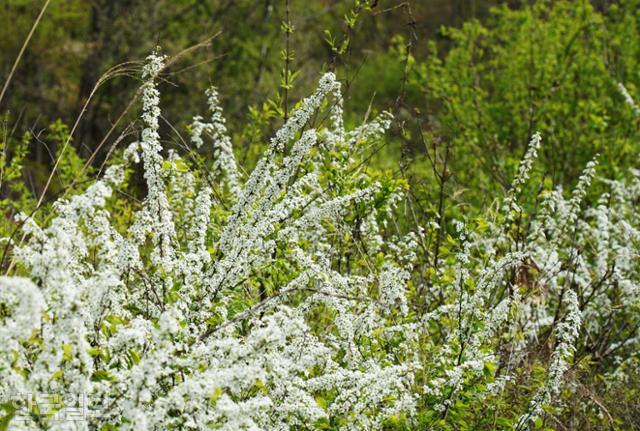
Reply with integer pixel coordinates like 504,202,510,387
0,52,639,430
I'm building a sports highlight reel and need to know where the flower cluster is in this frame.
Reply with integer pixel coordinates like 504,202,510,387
1,52,639,430
0,54,417,431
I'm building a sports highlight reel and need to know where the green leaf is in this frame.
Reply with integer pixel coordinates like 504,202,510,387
315,395,328,410
62,343,73,361
210,387,223,407
92,370,116,382
534,417,543,428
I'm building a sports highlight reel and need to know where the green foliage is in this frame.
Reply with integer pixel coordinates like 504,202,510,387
410,0,640,200
48,119,93,194
0,116,99,274
0,126,35,233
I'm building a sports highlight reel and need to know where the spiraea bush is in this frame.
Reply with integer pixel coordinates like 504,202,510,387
0,52,639,431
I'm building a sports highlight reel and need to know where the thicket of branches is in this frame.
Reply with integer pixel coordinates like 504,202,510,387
1,0,640,430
